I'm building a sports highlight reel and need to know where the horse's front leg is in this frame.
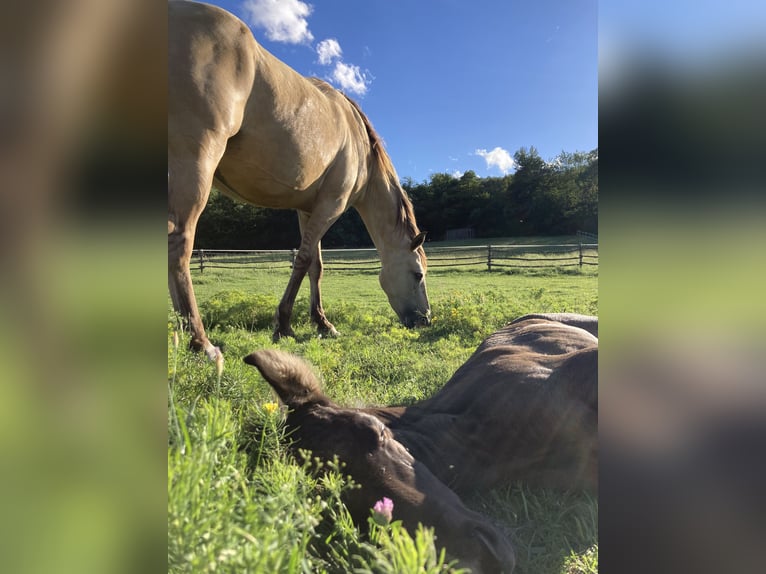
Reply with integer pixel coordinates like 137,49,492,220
274,208,342,341
298,212,339,338
168,131,228,360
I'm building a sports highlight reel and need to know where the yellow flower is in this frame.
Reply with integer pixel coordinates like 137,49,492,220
263,402,279,415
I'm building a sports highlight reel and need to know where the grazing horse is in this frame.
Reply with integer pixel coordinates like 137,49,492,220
245,313,598,573
169,2,430,357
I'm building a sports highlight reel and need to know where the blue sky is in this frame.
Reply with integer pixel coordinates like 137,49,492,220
201,0,597,183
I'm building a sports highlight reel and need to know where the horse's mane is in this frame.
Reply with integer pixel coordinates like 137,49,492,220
342,94,421,241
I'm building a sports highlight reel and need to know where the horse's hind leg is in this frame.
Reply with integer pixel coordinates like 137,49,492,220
298,211,339,338
168,133,227,359
274,205,344,341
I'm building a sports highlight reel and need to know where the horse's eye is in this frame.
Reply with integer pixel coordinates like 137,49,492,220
414,272,423,282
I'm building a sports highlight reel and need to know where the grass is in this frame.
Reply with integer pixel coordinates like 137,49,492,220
168,257,598,573
192,235,598,277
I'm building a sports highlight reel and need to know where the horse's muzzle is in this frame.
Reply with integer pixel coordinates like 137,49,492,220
403,310,431,328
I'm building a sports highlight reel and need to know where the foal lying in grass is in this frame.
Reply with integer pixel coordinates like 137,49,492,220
245,313,597,574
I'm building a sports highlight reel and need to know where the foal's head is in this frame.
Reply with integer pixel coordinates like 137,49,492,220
244,349,515,574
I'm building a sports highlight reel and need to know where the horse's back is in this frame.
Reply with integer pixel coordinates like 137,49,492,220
218,72,360,203
169,1,257,138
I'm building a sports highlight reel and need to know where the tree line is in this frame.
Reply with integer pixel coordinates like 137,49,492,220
194,146,597,249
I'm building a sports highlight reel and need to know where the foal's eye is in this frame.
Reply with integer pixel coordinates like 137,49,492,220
414,272,423,282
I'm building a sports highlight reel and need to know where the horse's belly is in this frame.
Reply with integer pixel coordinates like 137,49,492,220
215,147,321,211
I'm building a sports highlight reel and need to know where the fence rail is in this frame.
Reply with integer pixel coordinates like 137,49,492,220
191,243,598,274
576,230,598,241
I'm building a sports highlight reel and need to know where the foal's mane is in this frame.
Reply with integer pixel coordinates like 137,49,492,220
342,94,422,242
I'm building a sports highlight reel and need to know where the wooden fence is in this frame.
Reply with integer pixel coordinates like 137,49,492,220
191,243,598,274
576,230,598,241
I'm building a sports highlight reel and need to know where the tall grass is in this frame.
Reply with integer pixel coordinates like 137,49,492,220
168,264,597,573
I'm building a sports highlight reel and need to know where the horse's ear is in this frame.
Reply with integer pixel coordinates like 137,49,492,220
244,349,326,407
410,232,426,251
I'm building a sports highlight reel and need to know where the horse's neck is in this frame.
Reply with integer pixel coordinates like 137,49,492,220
354,176,404,258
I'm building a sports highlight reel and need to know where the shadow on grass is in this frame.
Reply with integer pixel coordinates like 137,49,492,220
468,484,597,574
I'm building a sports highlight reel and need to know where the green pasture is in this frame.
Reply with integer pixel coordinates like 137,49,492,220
191,235,598,277
168,254,598,573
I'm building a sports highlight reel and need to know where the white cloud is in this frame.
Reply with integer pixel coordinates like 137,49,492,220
316,38,342,65
331,61,368,95
242,2,372,95
451,170,464,179
475,147,516,174
243,0,314,44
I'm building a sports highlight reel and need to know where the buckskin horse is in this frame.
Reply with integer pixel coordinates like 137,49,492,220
245,313,598,573
169,1,430,358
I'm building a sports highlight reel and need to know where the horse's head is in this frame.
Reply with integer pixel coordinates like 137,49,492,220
378,232,431,328
243,349,515,574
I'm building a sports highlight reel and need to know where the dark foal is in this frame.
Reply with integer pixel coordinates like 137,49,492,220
244,313,597,573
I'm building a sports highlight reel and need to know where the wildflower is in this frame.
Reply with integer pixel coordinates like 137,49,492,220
372,497,394,525
263,402,279,415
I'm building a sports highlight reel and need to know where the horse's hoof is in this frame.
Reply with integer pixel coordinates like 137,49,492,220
319,327,340,338
272,328,295,342
189,338,221,360
205,344,222,361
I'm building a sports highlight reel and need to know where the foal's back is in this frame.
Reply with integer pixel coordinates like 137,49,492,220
381,315,598,491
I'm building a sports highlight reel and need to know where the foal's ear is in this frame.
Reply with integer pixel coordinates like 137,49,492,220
243,349,325,407
473,524,516,574
410,232,426,251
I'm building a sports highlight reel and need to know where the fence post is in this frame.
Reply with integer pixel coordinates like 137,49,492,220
578,243,583,270
290,248,297,269
487,244,492,272
199,249,205,273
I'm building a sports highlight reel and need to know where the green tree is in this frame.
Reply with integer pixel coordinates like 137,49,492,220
194,189,300,249
192,147,597,247
505,147,549,234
